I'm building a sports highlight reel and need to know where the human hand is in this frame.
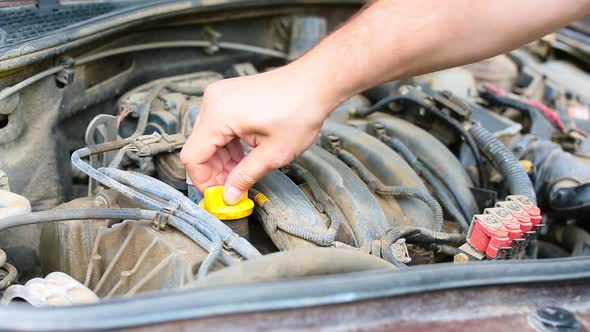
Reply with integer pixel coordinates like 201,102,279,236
180,65,340,205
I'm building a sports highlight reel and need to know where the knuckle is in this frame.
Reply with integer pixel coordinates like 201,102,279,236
233,167,257,189
269,151,293,169
203,81,224,100
179,148,192,166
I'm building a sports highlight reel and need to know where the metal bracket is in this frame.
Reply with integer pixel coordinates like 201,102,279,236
433,90,473,121
55,57,75,87
202,26,222,55
152,213,169,232
470,187,498,210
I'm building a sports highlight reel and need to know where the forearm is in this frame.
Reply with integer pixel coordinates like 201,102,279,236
183,0,590,201
289,0,590,109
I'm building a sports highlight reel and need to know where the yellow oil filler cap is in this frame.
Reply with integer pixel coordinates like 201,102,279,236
199,186,254,220
519,160,534,173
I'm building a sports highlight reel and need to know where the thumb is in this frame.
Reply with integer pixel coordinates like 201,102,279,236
223,145,277,205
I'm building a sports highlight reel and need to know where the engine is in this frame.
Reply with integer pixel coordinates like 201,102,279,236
1,21,590,307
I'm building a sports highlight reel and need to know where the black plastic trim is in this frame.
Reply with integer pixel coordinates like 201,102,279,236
0,257,589,331
0,0,364,71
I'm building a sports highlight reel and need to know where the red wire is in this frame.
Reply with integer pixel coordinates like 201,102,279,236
483,84,566,132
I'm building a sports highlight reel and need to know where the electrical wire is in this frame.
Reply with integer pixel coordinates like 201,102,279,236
356,94,487,188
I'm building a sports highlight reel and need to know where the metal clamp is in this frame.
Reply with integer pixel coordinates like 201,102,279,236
152,212,169,232
55,57,75,87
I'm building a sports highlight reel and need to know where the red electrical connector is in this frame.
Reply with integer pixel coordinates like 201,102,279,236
467,214,511,259
495,200,533,232
484,207,523,241
507,195,542,227
462,196,543,260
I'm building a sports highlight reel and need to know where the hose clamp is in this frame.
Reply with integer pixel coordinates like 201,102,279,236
222,232,239,250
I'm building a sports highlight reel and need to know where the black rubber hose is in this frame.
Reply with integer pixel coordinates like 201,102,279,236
526,237,539,260
469,123,537,203
357,94,487,188
425,243,462,257
380,226,465,246
479,89,559,131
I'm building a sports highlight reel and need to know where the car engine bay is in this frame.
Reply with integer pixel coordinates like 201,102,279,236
0,3,590,312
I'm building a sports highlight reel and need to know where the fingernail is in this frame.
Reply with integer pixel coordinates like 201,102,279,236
223,186,243,205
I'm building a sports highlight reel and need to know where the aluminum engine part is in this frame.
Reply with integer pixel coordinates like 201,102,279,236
1,272,99,307
0,169,31,219
85,219,212,298
0,189,31,219
40,197,212,299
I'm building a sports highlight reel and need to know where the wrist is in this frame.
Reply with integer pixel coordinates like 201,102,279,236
278,57,352,118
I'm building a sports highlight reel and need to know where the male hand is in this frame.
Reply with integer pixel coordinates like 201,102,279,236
180,65,338,205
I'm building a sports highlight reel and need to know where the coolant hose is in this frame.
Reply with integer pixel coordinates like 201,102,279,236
99,168,261,259
192,247,395,288
469,123,536,204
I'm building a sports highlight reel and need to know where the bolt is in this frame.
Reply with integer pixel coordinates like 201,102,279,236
0,174,7,186
529,306,580,332
399,85,411,95
93,196,109,208
453,253,470,263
